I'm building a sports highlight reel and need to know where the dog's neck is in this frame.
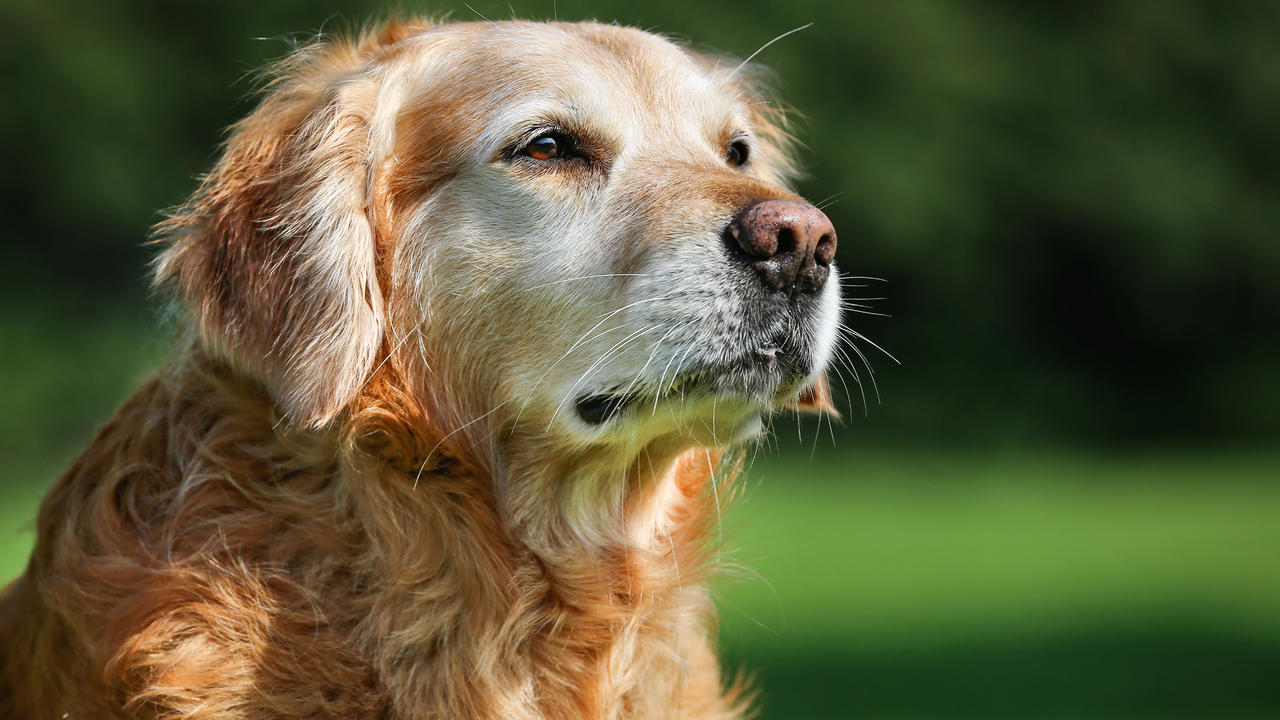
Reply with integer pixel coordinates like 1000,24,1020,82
346,426,723,601
360,354,726,568
337,369,732,715
503,438,720,551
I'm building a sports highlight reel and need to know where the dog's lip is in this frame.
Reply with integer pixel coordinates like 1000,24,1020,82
574,344,796,426
574,376,697,426
575,393,636,425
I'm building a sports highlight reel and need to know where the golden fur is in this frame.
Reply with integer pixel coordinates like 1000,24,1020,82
0,19,838,719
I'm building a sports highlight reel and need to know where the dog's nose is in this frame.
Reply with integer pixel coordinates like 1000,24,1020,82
728,200,837,297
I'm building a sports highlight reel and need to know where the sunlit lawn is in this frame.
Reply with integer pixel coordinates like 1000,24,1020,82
3,310,1278,718
715,451,1280,719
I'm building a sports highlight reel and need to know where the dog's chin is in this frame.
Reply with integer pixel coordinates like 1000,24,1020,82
571,345,814,443
573,390,768,446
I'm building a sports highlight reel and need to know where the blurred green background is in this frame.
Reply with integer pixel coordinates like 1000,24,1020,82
2,1,1278,718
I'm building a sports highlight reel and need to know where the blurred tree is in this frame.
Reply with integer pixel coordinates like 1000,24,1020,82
3,0,1277,449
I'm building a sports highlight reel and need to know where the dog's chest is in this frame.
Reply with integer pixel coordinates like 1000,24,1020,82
363,558,720,719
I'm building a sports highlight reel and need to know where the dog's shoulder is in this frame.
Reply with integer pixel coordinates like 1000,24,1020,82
3,360,387,718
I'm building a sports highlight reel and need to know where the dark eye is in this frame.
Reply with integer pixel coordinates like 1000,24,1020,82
522,131,571,160
727,139,750,167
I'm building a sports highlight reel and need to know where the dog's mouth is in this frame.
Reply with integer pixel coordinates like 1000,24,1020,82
574,372,702,425
574,344,800,426
575,393,636,425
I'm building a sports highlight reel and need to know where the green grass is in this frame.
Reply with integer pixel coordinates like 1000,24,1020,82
713,450,1280,719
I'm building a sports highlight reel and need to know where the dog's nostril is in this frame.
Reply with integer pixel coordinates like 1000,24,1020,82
814,232,836,266
776,227,797,255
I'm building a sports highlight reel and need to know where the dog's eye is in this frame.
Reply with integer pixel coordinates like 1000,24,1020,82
522,131,571,160
727,139,750,167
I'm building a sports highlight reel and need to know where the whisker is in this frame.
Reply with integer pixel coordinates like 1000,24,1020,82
710,396,720,444
730,23,814,78
705,447,723,562
526,273,646,291
670,340,703,404
512,291,677,431
827,357,856,416
653,328,692,414
367,324,422,382
845,327,900,365
620,319,692,406
831,342,868,415
414,398,513,490
665,525,682,590
841,303,892,318
463,3,492,22
813,192,844,212
547,324,658,429
810,406,824,460
511,320,633,433
747,432,765,471
825,402,839,446
836,334,881,405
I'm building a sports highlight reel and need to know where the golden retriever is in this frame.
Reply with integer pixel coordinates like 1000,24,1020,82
0,18,840,719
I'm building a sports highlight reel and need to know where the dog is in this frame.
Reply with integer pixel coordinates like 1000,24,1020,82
0,19,840,719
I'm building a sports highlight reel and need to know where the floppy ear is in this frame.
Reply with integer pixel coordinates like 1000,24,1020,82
791,373,839,417
154,52,384,428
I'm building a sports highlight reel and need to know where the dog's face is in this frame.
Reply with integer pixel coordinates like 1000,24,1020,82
158,21,839,467
391,23,841,453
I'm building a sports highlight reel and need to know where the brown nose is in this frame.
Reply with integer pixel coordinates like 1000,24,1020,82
728,200,837,297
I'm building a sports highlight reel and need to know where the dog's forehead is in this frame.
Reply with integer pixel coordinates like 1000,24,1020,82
404,22,743,133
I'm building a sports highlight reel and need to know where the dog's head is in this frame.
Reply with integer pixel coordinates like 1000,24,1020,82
156,20,840,470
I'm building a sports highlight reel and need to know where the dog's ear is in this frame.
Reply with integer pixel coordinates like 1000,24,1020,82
154,51,384,428
791,373,839,417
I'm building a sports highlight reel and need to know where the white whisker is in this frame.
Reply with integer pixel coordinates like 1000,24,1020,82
512,292,677,432
367,324,422,382
620,319,691,406
546,324,658,429
526,273,646,291
835,332,880,406
511,321,633,432
844,327,900,365
730,24,814,78
414,398,513,490
705,447,723,562
463,3,492,22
